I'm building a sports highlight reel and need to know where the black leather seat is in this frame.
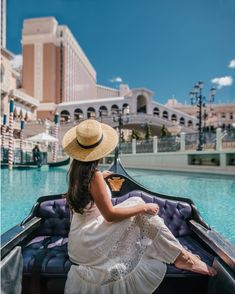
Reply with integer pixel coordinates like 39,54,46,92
21,192,214,293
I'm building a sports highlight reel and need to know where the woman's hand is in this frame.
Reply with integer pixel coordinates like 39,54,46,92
102,170,113,178
143,203,160,215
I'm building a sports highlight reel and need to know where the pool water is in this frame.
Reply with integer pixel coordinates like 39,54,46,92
1,166,235,244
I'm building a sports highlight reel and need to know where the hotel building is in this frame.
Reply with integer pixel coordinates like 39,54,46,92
1,0,38,129
21,17,198,136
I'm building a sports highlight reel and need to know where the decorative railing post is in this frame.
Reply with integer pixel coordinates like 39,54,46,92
153,136,158,153
180,132,185,152
52,113,59,162
132,138,136,154
8,99,14,170
1,114,7,161
216,128,222,151
20,120,25,163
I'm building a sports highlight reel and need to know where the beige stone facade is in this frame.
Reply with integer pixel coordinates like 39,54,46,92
166,99,235,129
21,17,108,119
1,48,39,127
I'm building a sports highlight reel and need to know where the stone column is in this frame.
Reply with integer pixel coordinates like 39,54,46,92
216,128,222,151
153,136,158,153
132,139,136,154
180,132,185,152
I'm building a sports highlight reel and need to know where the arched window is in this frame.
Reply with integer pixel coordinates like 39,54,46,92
179,117,185,126
13,108,18,120
122,103,130,115
153,107,160,116
171,114,177,122
74,108,83,121
60,110,70,122
99,106,108,117
87,107,96,118
19,109,24,119
25,112,29,122
162,111,168,120
188,120,193,127
137,95,147,113
111,104,119,114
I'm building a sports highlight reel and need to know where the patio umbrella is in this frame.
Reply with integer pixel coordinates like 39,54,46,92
26,132,58,143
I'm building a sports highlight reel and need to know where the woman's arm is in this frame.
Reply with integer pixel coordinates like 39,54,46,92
90,171,159,222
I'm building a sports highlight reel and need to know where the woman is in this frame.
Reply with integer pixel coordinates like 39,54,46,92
63,119,216,294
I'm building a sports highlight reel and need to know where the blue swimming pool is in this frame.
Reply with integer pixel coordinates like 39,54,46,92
1,166,235,244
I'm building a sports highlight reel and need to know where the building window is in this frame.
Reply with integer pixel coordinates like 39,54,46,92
74,108,83,121
99,106,108,117
171,114,177,122
188,120,193,127
153,107,160,116
60,110,70,122
221,113,226,119
179,117,185,126
162,111,168,120
122,103,130,115
111,104,119,114
230,113,233,120
87,107,96,118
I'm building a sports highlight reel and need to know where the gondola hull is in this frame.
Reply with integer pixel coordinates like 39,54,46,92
47,157,70,167
1,158,235,294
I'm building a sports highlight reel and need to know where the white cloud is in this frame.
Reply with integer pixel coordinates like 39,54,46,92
10,54,22,70
228,59,235,68
109,76,123,83
211,76,233,89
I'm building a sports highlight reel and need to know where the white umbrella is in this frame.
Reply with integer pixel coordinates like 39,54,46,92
26,132,58,143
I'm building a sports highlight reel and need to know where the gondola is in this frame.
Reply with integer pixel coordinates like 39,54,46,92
48,157,70,168
1,151,235,294
1,157,70,169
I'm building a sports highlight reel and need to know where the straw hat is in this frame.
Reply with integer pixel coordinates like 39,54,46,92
62,119,118,162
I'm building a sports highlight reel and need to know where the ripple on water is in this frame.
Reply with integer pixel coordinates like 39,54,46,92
1,167,235,244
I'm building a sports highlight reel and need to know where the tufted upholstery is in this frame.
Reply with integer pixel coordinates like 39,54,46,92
22,191,214,280
36,199,70,237
34,191,192,238
112,191,192,237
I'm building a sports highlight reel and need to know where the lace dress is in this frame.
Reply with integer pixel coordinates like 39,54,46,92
64,185,183,294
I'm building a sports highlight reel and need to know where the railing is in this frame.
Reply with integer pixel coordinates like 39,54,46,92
118,128,235,155
158,136,180,152
120,141,132,154
136,140,154,153
222,129,235,149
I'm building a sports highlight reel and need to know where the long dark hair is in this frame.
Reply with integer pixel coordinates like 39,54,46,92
66,159,99,214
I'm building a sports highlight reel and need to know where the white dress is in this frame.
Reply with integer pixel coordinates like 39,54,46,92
64,185,183,294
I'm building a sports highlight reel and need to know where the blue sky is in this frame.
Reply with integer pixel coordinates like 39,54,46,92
7,0,235,104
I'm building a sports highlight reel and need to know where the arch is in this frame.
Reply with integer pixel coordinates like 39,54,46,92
153,107,160,116
87,107,96,118
111,104,119,114
0,64,5,83
171,114,177,122
162,110,168,120
13,108,18,120
137,95,147,113
19,109,24,119
122,103,130,115
60,110,70,122
99,105,108,117
25,112,29,121
74,108,83,120
179,117,185,126
187,120,193,127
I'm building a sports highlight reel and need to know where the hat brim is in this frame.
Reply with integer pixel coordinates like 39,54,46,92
62,123,118,162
